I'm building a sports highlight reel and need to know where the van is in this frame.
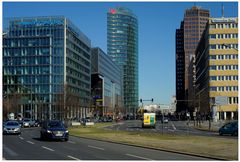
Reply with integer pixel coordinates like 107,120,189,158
142,113,156,128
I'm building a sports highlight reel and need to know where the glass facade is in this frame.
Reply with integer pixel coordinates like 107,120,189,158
107,7,138,114
3,16,91,120
91,48,123,115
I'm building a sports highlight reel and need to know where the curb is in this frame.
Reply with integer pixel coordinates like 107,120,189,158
70,135,230,160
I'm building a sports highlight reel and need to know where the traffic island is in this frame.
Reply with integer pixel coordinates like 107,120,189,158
69,123,238,160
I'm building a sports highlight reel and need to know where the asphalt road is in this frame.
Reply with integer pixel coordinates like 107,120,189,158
106,120,238,139
3,127,213,160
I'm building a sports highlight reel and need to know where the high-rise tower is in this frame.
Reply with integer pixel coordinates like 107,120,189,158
183,6,210,97
107,7,138,114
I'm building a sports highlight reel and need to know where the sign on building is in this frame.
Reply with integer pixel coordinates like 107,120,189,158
215,96,228,105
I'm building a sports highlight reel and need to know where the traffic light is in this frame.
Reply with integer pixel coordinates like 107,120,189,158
140,99,142,103
151,98,154,102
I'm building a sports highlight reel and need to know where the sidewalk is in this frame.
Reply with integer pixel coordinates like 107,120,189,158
189,120,227,132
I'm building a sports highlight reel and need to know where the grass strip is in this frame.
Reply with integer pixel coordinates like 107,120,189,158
69,123,238,160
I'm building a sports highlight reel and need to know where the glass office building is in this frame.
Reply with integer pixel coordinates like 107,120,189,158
3,16,91,120
107,7,138,114
91,47,123,116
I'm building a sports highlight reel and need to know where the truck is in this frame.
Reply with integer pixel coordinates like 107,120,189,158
142,113,156,128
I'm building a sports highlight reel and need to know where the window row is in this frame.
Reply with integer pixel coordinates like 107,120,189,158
8,27,64,38
4,66,50,75
4,48,50,57
3,37,50,47
210,86,238,92
228,97,238,104
209,44,238,50
209,54,238,60
209,33,238,39
209,23,238,29
209,75,238,81
209,65,238,70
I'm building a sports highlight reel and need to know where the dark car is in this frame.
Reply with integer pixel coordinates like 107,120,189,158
3,121,21,135
219,121,238,136
40,120,69,141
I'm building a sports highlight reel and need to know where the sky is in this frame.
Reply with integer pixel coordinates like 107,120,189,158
2,1,238,105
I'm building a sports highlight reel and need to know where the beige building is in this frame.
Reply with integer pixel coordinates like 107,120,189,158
195,17,238,120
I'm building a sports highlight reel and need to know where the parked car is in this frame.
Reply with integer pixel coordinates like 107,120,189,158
40,120,69,141
219,121,238,136
34,120,41,127
3,121,21,135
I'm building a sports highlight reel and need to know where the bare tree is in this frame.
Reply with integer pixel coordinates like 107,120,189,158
3,92,21,120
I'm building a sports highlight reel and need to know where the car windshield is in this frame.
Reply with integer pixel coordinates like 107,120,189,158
47,121,63,128
6,122,19,126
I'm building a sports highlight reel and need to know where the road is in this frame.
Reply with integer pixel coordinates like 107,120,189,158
105,120,238,139
3,127,213,160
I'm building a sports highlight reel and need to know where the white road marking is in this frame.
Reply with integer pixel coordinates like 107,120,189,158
27,141,35,144
88,145,105,150
41,146,55,152
19,137,24,140
3,145,18,156
67,155,80,160
126,154,153,160
68,141,76,144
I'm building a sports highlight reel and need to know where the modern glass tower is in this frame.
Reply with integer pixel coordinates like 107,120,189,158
3,16,91,120
107,7,138,114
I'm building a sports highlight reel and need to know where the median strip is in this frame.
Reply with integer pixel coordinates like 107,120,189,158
67,155,80,160
126,153,153,160
88,145,105,150
41,146,54,152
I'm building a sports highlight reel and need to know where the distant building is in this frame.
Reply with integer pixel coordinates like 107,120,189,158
3,16,92,120
195,17,238,120
91,47,123,116
175,21,185,112
107,7,139,114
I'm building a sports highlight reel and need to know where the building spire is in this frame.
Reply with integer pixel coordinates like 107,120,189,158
222,4,224,18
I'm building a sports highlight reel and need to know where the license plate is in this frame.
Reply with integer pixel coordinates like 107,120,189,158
55,133,63,136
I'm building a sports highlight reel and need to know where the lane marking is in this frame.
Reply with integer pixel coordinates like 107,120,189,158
27,141,35,145
42,146,55,152
3,145,18,156
68,141,76,144
19,137,24,140
126,154,153,160
88,145,105,150
67,155,80,160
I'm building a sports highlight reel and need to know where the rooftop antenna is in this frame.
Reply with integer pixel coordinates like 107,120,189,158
221,4,224,18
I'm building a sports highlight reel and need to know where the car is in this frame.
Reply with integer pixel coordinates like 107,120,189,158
40,120,69,141
34,120,42,127
22,119,31,127
3,121,21,135
219,121,238,136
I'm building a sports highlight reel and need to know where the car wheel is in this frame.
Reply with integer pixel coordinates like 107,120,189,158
64,138,69,141
219,131,223,136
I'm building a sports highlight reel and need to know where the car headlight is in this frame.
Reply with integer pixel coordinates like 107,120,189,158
4,128,7,131
15,128,20,131
65,130,69,133
47,130,52,133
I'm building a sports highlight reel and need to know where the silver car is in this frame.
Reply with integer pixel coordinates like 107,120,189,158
3,121,21,135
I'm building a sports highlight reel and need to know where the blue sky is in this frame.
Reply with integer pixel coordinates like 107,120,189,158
3,2,238,105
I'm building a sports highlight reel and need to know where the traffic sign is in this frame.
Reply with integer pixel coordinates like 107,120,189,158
215,96,228,105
